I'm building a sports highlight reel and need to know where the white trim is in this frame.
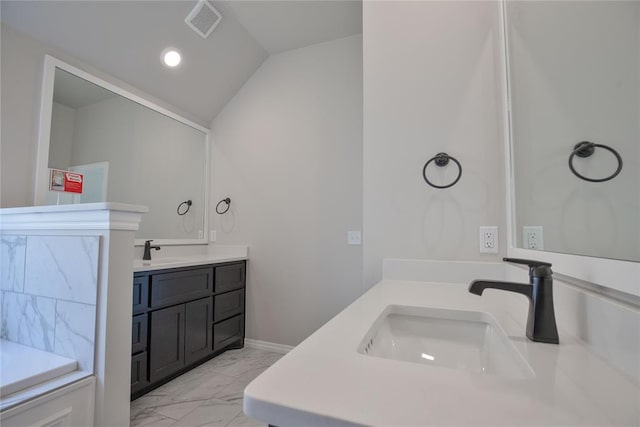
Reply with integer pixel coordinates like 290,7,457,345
0,376,95,419
499,2,640,297
245,339,293,355
35,55,56,206
0,203,146,232
34,55,210,245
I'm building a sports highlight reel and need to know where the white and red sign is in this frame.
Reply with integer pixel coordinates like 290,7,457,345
50,169,84,194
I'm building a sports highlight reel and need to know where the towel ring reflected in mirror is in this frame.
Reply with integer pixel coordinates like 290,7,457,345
568,141,623,183
216,197,231,215
176,200,192,216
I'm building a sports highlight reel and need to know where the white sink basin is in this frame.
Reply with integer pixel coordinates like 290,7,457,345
358,305,534,379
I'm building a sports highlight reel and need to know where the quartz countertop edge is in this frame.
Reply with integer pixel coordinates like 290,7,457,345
243,280,640,427
133,255,247,272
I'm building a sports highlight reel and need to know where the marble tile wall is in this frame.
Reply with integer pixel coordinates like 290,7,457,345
0,235,99,372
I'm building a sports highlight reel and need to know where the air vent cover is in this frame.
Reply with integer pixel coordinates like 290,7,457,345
185,0,222,39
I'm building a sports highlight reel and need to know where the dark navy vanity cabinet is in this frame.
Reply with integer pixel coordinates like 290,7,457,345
130,261,246,399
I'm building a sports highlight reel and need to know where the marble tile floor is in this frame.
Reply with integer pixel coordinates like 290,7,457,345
131,347,283,427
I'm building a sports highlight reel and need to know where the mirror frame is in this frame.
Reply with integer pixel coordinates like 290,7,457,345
35,55,211,246
499,2,640,298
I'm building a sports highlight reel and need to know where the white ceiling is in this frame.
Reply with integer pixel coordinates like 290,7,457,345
0,0,362,125
222,1,362,54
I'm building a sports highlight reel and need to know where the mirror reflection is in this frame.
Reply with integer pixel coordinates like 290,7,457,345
506,1,640,262
47,68,208,241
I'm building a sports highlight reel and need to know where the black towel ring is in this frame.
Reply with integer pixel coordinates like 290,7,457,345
568,141,623,183
177,200,192,216
422,152,462,189
216,197,231,215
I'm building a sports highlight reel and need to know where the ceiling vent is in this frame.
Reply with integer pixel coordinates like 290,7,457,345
185,0,222,39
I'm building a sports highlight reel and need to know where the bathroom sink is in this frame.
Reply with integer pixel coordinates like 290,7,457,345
358,305,534,379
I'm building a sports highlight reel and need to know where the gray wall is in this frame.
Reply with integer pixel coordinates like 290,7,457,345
211,35,363,346
362,1,507,288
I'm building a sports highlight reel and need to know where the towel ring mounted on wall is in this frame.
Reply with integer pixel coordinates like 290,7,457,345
422,152,462,189
216,197,231,215
177,200,192,216
568,141,623,183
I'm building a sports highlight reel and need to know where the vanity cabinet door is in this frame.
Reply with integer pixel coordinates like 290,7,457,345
185,297,214,365
214,289,245,322
215,263,245,294
132,275,149,314
150,268,213,309
131,314,148,354
131,352,149,394
213,314,244,351
149,305,185,383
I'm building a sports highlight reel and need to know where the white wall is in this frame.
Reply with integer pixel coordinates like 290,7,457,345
211,35,363,346
508,1,640,261
362,1,507,288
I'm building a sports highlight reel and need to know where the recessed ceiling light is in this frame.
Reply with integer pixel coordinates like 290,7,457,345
162,48,182,68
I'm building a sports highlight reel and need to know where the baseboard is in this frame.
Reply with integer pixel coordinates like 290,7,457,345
244,338,293,354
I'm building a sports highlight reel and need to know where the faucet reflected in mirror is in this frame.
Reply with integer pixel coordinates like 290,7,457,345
469,258,559,344
142,240,161,261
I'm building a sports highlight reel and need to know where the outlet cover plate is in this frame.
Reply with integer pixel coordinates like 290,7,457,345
522,226,543,250
479,226,498,253
348,231,362,245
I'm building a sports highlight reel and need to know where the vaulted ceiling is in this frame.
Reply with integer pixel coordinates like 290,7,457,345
0,0,362,126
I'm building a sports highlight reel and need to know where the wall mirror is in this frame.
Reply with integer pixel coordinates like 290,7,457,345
35,56,210,244
503,1,639,296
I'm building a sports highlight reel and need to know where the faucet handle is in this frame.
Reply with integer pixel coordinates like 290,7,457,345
503,257,552,278
503,257,552,267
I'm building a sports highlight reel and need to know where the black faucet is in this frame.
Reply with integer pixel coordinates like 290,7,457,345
143,240,161,261
469,257,559,344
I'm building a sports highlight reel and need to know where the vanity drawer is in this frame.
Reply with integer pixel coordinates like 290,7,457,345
150,267,213,308
214,262,245,294
131,351,149,394
132,314,148,354
132,275,149,314
214,289,245,322
213,314,244,351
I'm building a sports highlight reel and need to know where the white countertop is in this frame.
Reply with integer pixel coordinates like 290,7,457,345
133,245,249,273
244,280,640,426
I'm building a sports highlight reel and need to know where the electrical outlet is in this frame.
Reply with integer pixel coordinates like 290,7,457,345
479,226,498,253
347,231,362,245
522,226,543,250
209,230,217,242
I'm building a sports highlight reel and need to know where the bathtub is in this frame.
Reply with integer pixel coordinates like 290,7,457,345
0,340,76,398
0,340,96,425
